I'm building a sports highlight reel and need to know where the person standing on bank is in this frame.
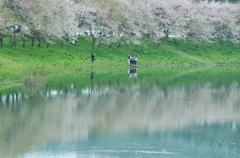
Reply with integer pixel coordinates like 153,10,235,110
128,55,131,65
91,54,95,63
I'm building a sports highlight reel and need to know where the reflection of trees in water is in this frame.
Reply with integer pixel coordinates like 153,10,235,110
0,92,26,107
1,83,240,156
0,72,227,107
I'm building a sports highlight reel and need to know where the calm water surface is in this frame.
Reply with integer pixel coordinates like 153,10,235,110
1,67,240,158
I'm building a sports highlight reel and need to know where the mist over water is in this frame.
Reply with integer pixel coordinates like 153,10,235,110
1,67,240,158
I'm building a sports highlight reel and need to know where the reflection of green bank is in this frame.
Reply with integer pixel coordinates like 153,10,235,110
44,66,240,91
1,66,240,95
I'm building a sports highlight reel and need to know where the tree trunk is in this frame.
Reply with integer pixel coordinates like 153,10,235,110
117,41,121,48
46,43,50,48
98,42,101,48
9,35,12,45
0,38,3,47
10,42,14,47
14,35,17,46
92,37,96,49
220,39,223,50
10,35,17,47
37,37,41,47
31,37,35,47
140,43,145,51
61,41,64,48
109,42,113,48
164,29,169,38
22,38,25,48
231,41,235,49
157,42,160,48
186,40,190,50
117,36,124,48
195,44,199,49
98,38,103,48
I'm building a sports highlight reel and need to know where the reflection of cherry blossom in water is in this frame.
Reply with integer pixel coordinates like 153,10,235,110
1,81,240,157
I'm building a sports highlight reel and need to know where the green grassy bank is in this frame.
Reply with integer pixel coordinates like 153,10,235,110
0,37,239,87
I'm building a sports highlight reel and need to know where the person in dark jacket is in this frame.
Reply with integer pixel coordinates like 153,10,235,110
91,54,95,63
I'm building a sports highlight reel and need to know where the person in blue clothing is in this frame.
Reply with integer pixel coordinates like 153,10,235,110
133,55,137,65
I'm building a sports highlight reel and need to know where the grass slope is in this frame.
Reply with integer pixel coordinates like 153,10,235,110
0,37,239,86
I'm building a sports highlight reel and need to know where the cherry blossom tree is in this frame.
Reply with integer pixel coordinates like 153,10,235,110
206,2,240,49
4,0,78,47
0,0,23,47
151,0,184,39
128,1,159,50
1,0,239,50
179,1,213,49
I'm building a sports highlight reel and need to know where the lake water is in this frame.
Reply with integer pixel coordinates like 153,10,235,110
1,67,240,158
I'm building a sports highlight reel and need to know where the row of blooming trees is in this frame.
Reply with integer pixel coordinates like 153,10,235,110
0,0,239,49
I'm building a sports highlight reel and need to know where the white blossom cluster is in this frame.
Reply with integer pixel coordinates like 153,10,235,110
0,0,239,48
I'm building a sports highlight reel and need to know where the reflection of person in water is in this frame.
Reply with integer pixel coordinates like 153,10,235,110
91,72,94,92
128,68,137,78
91,72,94,80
